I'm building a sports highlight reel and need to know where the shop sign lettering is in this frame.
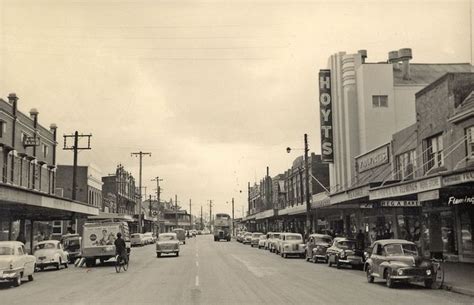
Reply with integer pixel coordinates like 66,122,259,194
359,203,374,209
370,176,441,200
448,196,474,206
380,200,420,207
347,186,369,199
319,69,333,163
443,171,474,186
356,144,390,173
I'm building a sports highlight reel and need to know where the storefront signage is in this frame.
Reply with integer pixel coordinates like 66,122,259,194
370,176,442,200
359,203,374,209
356,144,390,173
447,196,474,206
443,171,474,187
380,200,421,207
23,136,39,147
319,69,333,163
347,185,369,199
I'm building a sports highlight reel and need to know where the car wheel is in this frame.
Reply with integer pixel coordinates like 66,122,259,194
328,256,332,267
13,274,21,287
57,258,62,270
385,270,394,288
183,241,186,245
366,267,374,283
424,279,433,289
176,252,179,257
156,253,161,258
28,274,34,282
336,257,341,269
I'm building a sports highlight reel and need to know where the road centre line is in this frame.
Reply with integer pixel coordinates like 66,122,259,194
195,275,199,286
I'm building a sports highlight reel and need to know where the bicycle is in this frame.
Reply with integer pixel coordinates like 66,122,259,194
115,254,129,273
431,257,445,289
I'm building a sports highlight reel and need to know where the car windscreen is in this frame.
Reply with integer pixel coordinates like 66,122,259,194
131,234,141,238
337,240,356,249
0,246,14,255
252,233,262,237
273,234,280,238
384,243,418,256
286,235,302,241
35,243,56,250
315,237,332,244
259,235,267,239
159,235,176,241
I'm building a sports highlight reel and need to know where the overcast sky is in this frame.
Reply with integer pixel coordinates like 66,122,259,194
0,0,472,217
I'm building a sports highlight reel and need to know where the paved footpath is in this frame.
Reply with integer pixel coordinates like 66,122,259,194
1,235,473,305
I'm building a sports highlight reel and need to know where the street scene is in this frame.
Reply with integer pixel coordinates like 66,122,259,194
0,0,474,304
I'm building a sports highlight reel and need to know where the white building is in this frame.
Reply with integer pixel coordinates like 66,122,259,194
326,48,472,192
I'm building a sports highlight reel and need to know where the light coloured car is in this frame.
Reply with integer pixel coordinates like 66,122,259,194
34,240,69,271
258,235,267,249
279,233,306,258
250,232,264,247
143,232,154,244
267,232,281,252
156,233,180,257
242,232,253,244
0,241,35,287
131,233,145,247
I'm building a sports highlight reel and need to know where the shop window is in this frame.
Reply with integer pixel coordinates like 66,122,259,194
52,221,62,235
395,150,416,180
372,95,388,108
460,208,473,253
424,134,444,174
466,126,474,159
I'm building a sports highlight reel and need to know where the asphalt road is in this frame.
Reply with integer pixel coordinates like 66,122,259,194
1,235,473,305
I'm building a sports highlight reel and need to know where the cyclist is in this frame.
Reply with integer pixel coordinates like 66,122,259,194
114,232,128,264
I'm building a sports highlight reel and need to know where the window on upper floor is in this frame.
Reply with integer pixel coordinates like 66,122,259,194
372,95,388,108
395,150,416,181
0,121,6,138
424,133,444,173
42,145,48,158
466,126,474,159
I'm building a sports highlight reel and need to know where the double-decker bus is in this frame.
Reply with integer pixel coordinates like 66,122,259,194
214,213,231,242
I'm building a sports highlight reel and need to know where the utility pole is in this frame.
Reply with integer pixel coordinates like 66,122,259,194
149,194,152,217
209,200,213,231
131,151,151,233
232,197,235,236
304,133,312,240
63,131,92,200
200,206,203,230
175,194,178,228
189,199,192,229
151,176,163,206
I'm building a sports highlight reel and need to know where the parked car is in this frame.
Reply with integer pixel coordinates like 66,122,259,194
326,237,364,269
365,239,435,288
60,234,82,263
156,233,180,257
0,241,35,287
202,229,210,235
143,232,154,244
279,233,305,258
305,234,333,263
258,235,267,249
131,233,145,247
250,232,264,247
242,232,253,244
190,230,198,237
236,232,243,242
34,240,69,271
267,232,281,253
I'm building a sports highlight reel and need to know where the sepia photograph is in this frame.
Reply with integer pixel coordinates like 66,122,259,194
0,0,473,304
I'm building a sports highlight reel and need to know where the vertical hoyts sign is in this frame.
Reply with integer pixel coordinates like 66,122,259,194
319,69,333,163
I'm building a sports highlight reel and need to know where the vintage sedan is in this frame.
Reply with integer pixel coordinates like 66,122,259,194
305,234,333,263
267,232,281,253
0,241,35,287
279,233,305,258
34,240,69,271
250,232,264,247
131,233,145,247
257,235,267,249
326,237,364,269
242,232,253,245
365,239,435,288
156,233,180,257
60,234,82,263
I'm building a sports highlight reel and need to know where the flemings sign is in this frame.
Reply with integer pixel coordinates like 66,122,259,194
319,69,333,163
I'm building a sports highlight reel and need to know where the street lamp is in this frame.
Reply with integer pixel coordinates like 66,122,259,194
286,133,312,241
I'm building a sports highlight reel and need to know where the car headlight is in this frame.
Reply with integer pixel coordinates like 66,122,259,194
9,261,13,269
339,251,346,258
51,258,55,261
426,269,432,276
398,269,404,276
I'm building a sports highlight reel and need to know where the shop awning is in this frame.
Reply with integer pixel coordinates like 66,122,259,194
0,183,99,221
255,209,275,220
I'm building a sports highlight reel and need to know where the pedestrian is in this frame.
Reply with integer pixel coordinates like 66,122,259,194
356,229,365,250
369,227,377,244
16,232,26,244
